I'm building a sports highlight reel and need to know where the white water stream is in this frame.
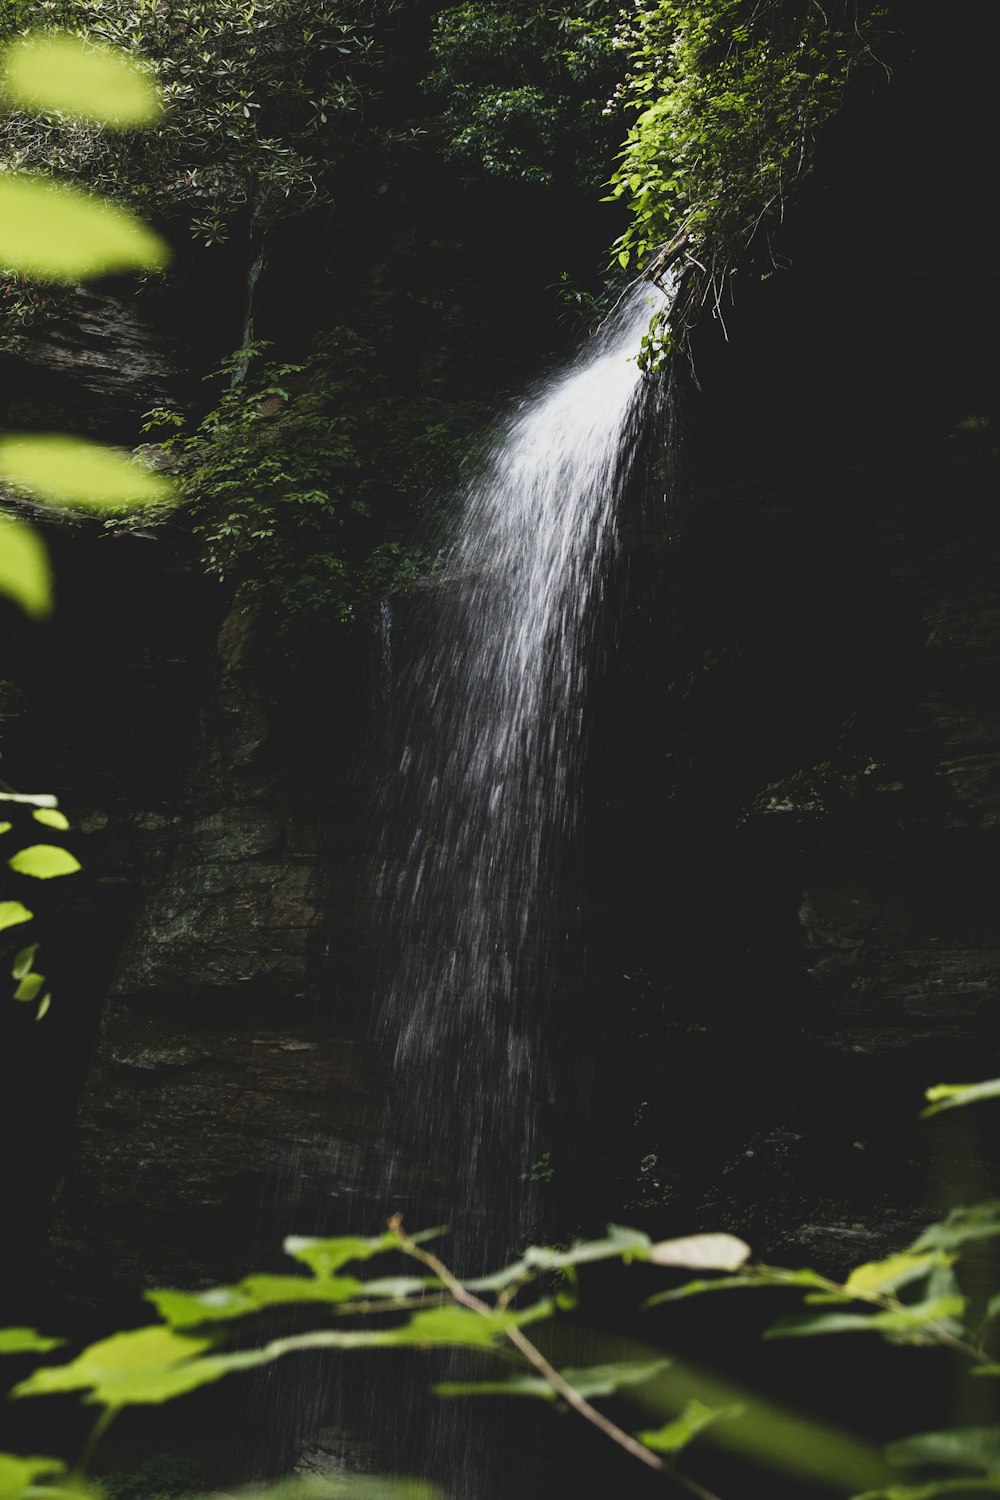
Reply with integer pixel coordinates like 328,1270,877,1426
376,283,665,1256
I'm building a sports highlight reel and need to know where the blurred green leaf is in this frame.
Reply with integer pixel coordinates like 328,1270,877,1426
32,808,70,831
637,1398,744,1455
7,844,81,879
1,32,163,127
283,1231,398,1276
0,1452,65,1500
765,1296,965,1341
853,1481,1000,1498
12,972,44,1003
885,1426,1000,1476
844,1254,941,1301
911,1204,1000,1253
0,515,52,620
435,1358,672,1401
0,435,174,510
923,1081,1000,1119
0,1328,63,1355
0,901,33,933
148,1274,365,1327
645,1265,831,1309
11,944,38,981
0,175,169,281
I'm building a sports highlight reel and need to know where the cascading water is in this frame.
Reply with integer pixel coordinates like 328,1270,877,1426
375,281,666,1267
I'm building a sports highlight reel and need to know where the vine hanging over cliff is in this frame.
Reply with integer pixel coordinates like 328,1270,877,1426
607,0,886,354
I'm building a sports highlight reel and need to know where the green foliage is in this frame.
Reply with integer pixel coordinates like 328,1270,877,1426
607,0,884,347
142,336,446,623
0,0,380,245
425,0,621,188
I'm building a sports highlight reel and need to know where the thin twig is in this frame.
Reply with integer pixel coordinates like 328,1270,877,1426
390,1218,725,1500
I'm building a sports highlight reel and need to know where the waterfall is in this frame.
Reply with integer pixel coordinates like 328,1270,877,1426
375,282,665,1261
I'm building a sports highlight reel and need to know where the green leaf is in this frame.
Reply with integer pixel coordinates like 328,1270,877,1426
7,845,81,879
648,1233,751,1271
0,824,10,836
282,1231,398,1276
765,1296,965,1341
35,992,51,1021
12,1325,215,1405
0,175,170,282
435,1358,671,1401
844,1254,941,1301
11,945,38,981
637,1399,744,1455
522,1225,652,1271
0,1328,64,1355
1,33,163,127
32,808,70,831
923,1081,1000,1118
148,1273,365,1327
885,1426,1000,1476
911,1204,1000,1254
644,1265,830,1310
12,973,44,1003
0,515,52,620
0,902,33,934
0,435,174,511
0,1453,65,1500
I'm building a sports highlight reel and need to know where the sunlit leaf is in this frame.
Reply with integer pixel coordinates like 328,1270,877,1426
435,1358,672,1401
637,1398,744,1455
32,808,70,831
12,1325,213,1403
0,175,169,282
35,992,51,1021
0,1328,63,1355
923,1080,1000,1118
0,902,33,933
0,1453,65,1500
1,33,163,127
7,844,81,879
0,435,174,511
0,824,10,836
283,1232,398,1276
148,1274,365,1327
649,1233,751,1271
0,793,57,807
844,1254,941,1301
0,515,52,620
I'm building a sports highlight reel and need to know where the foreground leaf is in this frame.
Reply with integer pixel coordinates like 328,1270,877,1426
13,1326,211,1400
149,1274,365,1327
283,1232,398,1277
0,1328,63,1355
0,435,174,511
435,1358,672,1401
0,902,33,934
844,1254,942,1301
637,1398,744,1455
0,175,169,281
7,845,81,879
0,516,51,620
911,1204,1000,1253
0,1453,65,1500
885,1425,1000,1475
765,1295,965,1342
648,1233,751,1271
1,33,162,127
923,1081,1000,1118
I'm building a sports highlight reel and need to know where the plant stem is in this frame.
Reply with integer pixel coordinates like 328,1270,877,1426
390,1218,725,1500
